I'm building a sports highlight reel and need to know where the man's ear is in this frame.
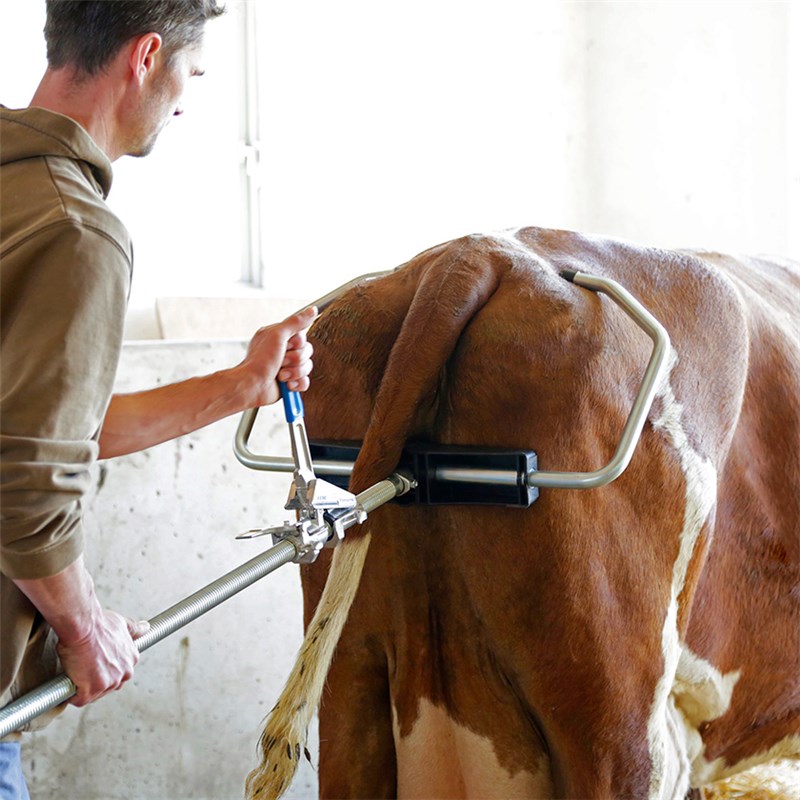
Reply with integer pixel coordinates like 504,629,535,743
129,33,164,85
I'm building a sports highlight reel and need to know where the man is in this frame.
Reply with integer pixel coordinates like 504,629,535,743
0,3,315,796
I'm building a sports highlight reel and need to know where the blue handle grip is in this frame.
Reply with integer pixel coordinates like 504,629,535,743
279,382,304,423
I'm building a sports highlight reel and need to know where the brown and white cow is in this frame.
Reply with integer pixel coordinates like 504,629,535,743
248,227,800,799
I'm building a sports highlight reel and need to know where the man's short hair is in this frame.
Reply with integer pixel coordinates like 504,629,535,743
44,0,225,76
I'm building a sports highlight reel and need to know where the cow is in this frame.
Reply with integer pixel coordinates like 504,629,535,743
246,226,800,799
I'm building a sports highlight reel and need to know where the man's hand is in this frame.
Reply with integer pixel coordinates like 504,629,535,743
56,608,149,707
14,555,148,706
238,306,317,407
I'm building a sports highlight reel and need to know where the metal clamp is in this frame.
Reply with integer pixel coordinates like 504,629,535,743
238,473,415,560
234,269,671,492
241,518,331,565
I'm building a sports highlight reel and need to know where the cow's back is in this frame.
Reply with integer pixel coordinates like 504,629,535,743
300,228,800,798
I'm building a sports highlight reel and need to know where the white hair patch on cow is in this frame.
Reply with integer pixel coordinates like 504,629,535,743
487,228,545,263
392,697,554,799
646,349,719,800
697,736,800,788
668,646,741,787
673,647,740,730
245,532,373,800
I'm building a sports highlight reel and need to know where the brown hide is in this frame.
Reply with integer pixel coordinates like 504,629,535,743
300,228,800,798
679,253,800,767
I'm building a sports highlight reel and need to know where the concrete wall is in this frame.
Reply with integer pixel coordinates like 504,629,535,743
23,342,318,799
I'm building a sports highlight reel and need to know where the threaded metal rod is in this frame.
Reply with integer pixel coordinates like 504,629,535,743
0,539,297,739
358,475,411,512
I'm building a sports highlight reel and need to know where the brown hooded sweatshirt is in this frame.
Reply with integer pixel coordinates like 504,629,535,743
0,106,132,730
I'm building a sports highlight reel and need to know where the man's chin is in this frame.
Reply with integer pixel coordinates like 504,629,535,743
126,136,159,159
127,145,156,159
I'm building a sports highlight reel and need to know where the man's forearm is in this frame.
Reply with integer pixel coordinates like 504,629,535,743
14,555,101,645
98,307,316,460
98,365,258,460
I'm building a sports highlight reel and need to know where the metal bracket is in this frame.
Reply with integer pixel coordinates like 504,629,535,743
307,440,539,507
240,517,329,564
237,472,413,561
234,269,671,493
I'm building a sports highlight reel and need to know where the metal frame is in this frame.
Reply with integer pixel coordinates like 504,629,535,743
234,270,671,491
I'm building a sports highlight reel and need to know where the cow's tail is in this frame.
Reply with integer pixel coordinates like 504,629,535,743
245,532,372,800
245,250,503,800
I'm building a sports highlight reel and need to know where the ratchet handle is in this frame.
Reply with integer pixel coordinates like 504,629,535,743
279,382,304,423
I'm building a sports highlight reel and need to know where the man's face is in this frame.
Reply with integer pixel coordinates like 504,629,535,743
126,41,205,158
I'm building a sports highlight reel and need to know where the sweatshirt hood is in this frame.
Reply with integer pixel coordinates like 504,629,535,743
0,106,113,197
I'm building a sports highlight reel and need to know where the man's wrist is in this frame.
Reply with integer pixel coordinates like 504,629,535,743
228,360,273,409
13,555,102,645
51,589,102,646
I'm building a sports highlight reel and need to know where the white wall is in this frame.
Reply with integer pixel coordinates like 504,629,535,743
2,1,796,339
255,1,588,295
582,0,791,253
255,0,797,298
789,0,800,258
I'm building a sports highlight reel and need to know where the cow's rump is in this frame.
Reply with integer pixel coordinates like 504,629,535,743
253,227,800,799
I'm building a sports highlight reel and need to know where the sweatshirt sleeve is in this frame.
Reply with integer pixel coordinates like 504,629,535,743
0,220,131,579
